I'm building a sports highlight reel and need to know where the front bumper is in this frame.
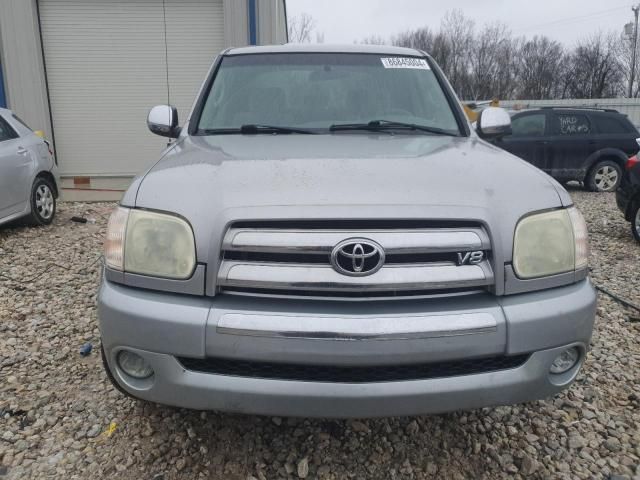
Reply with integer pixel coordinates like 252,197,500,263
98,279,596,418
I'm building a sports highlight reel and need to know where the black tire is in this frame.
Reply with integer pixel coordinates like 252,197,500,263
27,177,56,225
101,345,145,402
585,160,622,192
631,201,640,244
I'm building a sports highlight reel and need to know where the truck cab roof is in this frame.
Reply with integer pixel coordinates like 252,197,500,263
225,43,425,57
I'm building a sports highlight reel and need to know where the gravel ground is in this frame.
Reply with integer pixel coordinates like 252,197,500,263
0,191,639,480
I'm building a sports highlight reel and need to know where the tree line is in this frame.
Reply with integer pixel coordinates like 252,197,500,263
289,10,634,101
360,10,631,101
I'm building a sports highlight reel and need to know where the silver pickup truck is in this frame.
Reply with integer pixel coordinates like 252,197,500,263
98,45,596,418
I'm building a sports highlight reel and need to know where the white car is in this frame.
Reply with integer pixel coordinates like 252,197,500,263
0,108,59,226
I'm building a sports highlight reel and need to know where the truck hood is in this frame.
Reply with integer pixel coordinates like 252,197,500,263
131,134,568,269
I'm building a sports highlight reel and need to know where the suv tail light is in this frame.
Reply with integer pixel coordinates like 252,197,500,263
627,155,639,170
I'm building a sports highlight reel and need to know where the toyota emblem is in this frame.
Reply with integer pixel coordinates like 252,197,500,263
330,239,385,277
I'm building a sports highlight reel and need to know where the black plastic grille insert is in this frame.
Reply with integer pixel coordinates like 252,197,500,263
176,354,530,383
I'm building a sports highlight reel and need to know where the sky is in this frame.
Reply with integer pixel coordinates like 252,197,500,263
286,1,636,46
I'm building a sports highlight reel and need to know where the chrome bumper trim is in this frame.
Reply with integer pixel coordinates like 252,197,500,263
216,312,498,340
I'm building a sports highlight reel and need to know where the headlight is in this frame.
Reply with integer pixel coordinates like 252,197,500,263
513,207,588,279
104,207,196,279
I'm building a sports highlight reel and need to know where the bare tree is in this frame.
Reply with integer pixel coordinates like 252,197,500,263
393,27,433,50
439,10,474,94
288,13,316,43
360,35,387,45
564,34,623,99
393,27,451,68
467,23,517,100
615,28,639,97
392,11,475,98
517,36,565,100
363,9,628,100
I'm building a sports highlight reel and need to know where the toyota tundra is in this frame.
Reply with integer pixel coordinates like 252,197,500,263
98,45,596,418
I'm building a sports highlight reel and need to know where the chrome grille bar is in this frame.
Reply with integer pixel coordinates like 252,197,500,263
217,261,493,292
218,223,494,298
222,228,489,255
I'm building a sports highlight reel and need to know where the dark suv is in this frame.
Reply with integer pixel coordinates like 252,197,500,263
492,107,640,192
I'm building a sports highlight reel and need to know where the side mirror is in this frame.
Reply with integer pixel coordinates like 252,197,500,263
147,105,180,138
477,107,512,140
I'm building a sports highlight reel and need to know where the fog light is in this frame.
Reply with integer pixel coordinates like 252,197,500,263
550,347,580,374
117,350,154,379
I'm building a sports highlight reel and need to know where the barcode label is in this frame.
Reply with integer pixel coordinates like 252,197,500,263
380,57,430,70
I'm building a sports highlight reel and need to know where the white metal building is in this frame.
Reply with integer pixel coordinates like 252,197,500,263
0,0,287,199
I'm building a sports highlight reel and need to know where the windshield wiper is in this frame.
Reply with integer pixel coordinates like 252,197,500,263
329,120,458,137
200,124,316,135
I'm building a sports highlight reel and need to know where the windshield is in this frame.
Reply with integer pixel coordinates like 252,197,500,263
196,53,461,135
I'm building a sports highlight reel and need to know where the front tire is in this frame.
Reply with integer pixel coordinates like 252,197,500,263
27,177,56,225
586,160,622,192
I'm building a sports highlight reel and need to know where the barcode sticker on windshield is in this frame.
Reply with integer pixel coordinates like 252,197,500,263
381,58,430,70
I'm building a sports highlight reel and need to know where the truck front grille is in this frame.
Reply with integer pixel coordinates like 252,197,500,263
217,220,494,299
177,354,529,383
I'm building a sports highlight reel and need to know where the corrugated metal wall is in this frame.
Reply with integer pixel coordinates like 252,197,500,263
500,99,640,127
222,0,248,47
0,0,286,178
0,0,53,141
39,0,227,176
258,0,288,44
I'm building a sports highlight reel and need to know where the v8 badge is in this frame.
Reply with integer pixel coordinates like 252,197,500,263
457,251,484,266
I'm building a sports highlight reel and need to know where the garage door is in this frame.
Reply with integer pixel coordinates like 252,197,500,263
39,0,224,177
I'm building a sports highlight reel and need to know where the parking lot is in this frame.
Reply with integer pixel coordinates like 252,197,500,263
0,190,639,480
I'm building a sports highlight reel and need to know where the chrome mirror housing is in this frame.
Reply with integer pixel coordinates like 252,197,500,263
476,107,512,139
147,105,180,138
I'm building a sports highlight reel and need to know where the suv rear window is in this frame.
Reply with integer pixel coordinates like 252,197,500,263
593,115,632,134
554,114,591,136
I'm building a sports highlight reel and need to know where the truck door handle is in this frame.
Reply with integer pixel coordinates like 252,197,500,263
17,146,28,155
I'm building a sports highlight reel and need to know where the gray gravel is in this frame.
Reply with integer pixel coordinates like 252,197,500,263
0,191,639,480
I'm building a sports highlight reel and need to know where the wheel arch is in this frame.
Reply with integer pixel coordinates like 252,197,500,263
583,149,627,180
35,171,59,198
